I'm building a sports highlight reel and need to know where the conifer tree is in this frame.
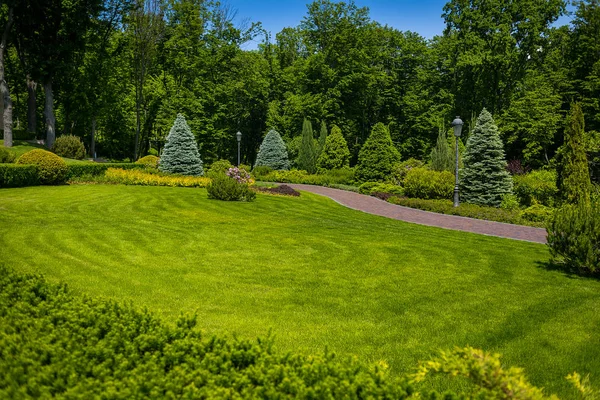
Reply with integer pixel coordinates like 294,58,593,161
355,123,400,182
318,121,328,156
297,118,317,173
460,109,512,207
317,125,350,170
159,114,204,176
431,126,453,171
254,129,290,170
558,103,591,205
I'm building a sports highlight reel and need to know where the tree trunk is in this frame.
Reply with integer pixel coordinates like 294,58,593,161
27,76,36,133
0,6,14,147
91,116,96,159
44,81,56,148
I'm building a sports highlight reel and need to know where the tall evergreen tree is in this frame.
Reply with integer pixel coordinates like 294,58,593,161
431,126,453,171
159,114,204,176
254,129,290,170
461,109,512,207
297,118,317,173
355,123,400,182
558,103,591,205
317,125,350,170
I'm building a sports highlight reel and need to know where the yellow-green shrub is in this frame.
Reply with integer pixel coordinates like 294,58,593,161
403,167,454,200
51,135,86,160
16,149,68,185
105,168,210,187
135,155,160,168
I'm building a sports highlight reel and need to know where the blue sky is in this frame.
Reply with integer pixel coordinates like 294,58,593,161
227,0,575,50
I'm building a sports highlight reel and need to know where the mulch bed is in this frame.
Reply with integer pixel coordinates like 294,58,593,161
253,184,300,197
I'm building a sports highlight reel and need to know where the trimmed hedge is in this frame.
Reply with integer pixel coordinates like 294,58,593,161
105,168,210,187
260,168,354,186
66,163,145,179
0,164,40,188
0,266,413,399
387,196,544,227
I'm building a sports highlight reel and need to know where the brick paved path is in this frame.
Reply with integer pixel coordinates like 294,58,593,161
288,184,547,244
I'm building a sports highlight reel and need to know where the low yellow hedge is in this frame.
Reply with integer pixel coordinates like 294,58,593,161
105,168,210,187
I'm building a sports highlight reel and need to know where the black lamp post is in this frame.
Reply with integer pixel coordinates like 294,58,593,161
236,131,242,166
451,116,464,207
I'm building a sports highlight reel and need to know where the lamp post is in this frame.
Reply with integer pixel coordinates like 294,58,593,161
451,116,464,207
236,131,242,166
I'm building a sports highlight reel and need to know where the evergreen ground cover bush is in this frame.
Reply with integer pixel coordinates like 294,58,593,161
0,266,412,399
105,168,210,187
16,149,68,185
0,164,39,188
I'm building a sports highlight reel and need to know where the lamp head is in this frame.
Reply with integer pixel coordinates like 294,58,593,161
236,131,242,142
451,117,464,137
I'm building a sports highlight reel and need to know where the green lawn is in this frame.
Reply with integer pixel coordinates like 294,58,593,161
1,184,598,396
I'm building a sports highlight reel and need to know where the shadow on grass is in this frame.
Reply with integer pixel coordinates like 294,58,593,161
535,259,600,281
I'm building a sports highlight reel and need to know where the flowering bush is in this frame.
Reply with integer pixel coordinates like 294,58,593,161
105,168,210,187
226,167,253,184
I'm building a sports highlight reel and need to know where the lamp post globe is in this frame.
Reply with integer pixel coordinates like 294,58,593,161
451,117,463,207
236,131,242,166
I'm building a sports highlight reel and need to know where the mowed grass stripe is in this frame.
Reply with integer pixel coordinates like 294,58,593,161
1,184,599,396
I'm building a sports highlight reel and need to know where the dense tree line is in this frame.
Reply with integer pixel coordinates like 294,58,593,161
1,0,599,171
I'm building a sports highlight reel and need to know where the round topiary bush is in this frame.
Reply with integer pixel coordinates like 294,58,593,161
16,149,68,185
51,135,86,160
135,155,160,168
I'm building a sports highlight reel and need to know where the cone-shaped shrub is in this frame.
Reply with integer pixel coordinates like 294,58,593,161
317,125,350,170
297,119,317,174
254,129,290,170
159,114,204,176
318,121,328,156
355,123,400,182
460,109,512,207
431,128,453,172
558,103,591,205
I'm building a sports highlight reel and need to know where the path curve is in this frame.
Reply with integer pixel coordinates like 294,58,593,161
287,184,547,244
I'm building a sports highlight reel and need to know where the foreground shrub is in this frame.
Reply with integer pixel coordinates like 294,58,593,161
547,200,600,274
51,135,86,160
355,123,400,182
0,266,413,399
413,347,557,400
387,197,542,227
159,114,204,176
0,147,15,163
255,129,290,170
513,170,558,207
206,170,255,201
403,167,454,200
0,164,39,188
105,168,210,187
135,155,160,168
16,149,68,185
